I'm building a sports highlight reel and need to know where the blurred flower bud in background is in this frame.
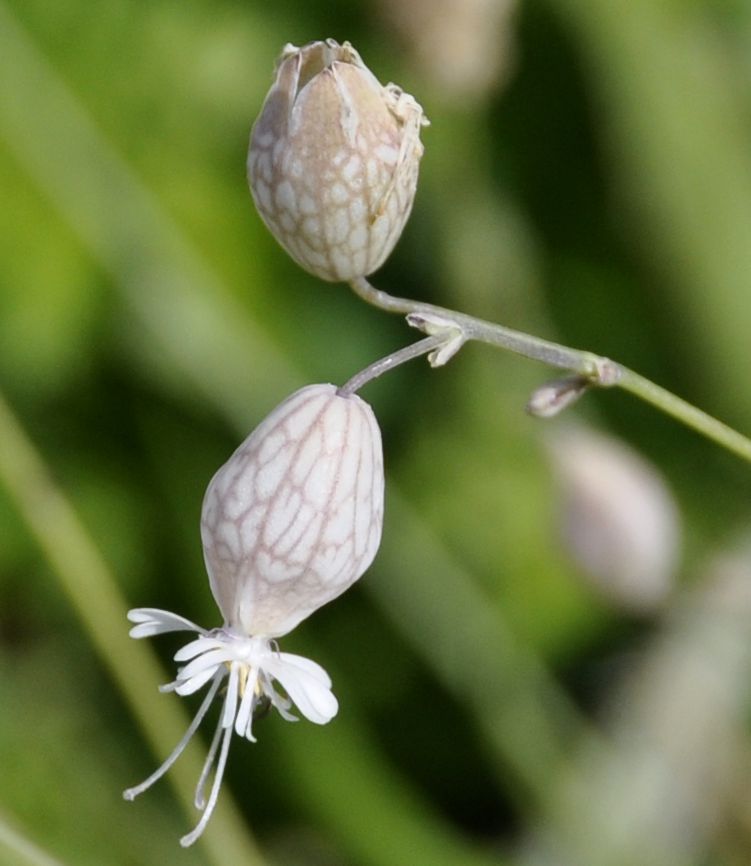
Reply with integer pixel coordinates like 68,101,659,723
546,424,682,613
248,39,428,282
378,0,518,103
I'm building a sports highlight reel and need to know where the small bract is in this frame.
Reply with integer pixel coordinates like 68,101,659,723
124,384,384,846
248,39,428,282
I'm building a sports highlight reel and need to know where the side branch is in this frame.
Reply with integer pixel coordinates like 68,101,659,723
350,276,618,383
349,276,751,465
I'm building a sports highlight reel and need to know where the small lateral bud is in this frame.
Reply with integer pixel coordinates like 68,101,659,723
248,39,428,282
527,375,591,418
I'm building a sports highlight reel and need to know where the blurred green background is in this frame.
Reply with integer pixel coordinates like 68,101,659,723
2,0,751,864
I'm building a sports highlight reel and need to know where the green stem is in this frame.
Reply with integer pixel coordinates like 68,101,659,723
350,276,751,465
618,368,751,463
351,276,594,374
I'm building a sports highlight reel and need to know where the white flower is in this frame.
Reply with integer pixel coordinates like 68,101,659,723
123,609,337,847
124,385,384,846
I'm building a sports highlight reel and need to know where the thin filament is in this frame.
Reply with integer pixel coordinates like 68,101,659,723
180,722,233,848
123,673,223,801
194,704,227,810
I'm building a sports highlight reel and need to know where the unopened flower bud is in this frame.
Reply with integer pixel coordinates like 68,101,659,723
380,0,518,102
547,425,681,612
526,375,591,418
248,39,428,282
201,383,385,637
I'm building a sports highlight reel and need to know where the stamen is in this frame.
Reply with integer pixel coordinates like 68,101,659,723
194,709,225,810
180,722,233,848
123,673,223,801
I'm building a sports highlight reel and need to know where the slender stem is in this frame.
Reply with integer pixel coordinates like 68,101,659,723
618,368,751,463
338,334,446,396
350,276,751,465
350,277,596,375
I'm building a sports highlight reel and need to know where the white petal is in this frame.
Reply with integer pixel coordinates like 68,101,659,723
177,647,231,683
222,664,240,729
263,655,338,724
175,665,222,696
127,608,205,638
234,669,258,740
276,651,333,687
174,636,226,662
261,673,298,721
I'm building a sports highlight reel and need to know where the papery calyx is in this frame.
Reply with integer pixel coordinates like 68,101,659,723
248,39,428,282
